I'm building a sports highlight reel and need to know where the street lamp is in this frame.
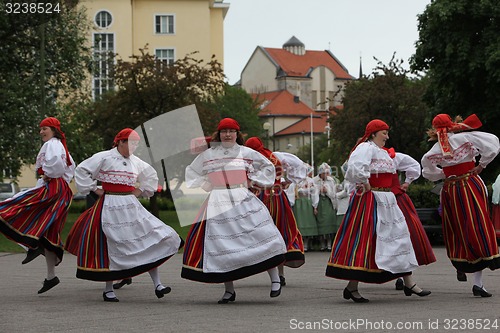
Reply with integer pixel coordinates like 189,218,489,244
263,122,271,148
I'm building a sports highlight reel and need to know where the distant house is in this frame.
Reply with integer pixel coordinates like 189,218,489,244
239,36,354,155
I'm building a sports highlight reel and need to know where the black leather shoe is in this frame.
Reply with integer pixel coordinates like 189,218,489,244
270,281,282,298
279,275,286,286
343,288,369,303
22,247,44,265
38,276,60,294
103,291,119,302
218,291,236,304
395,278,404,290
404,284,431,297
113,278,132,290
456,271,467,282
472,285,492,297
155,285,171,299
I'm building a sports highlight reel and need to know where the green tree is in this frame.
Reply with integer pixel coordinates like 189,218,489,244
203,85,262,138
91,48,225,146
0,1,91,180
411,0,500,181
327,56,430,172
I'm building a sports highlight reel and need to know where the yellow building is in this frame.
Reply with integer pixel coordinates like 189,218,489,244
80,0,229,98
10,0,230,189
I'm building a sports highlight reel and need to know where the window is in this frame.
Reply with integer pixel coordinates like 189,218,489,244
155,15,175,34
95,10,112,28
93,33,115,99
155,49,175,65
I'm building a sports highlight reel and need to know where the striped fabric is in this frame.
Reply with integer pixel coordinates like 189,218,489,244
396,193,436,265
258,189,305,268
441,174,500,272
326,190,407,283
0,178,72,261
65,196,109,270
182,198,209,270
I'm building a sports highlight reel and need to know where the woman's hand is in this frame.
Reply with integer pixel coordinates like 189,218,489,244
94,188,105,197
133,188,142,197
400,182,410,192
470,165,484,176
201,181,213,192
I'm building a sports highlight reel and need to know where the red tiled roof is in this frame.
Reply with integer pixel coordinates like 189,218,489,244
264,48,353,80
275,114,329,136
253,90,313,117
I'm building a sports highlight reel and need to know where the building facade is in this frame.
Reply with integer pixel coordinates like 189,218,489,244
240,36,353,158
81,0,229,98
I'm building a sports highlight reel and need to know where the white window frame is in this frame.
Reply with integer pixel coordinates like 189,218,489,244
154,14,175,35
155,48,175,65
92,32,115,99
95,10,113,29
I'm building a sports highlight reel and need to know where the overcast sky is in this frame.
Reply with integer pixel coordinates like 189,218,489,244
223,0,431,84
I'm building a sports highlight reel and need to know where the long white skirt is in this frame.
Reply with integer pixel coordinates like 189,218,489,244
101,194,181,271
203,187,286,273
374,191,419,273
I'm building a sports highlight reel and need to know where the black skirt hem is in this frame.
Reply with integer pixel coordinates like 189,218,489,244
325,266,410,284
76,255,174,281
284,251,305,268
451,257,500,273
181,254,286,283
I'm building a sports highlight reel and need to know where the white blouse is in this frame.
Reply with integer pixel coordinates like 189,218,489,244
393,152,421,184
422,131,500,182
75,148,158,197
346,141,396,184
35,137,75,184
185,144,276,189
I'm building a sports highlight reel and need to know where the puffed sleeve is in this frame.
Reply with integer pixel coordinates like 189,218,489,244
135,157,159,198
246,148,276,187
421,142,445,182
185,152,208,188
41,139,67,179
273,152,307,183
346,143,372,184
464,132,500,168
74,151,108,195
394,152,421,183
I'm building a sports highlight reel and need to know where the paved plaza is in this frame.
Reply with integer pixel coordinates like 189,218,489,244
1,246,499,332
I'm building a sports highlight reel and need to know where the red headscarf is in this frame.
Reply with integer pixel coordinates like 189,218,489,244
113,128,141,147
432,114,482,156
245,137,272,159
39,117,71,166
217,118,240,131
349,119,390,157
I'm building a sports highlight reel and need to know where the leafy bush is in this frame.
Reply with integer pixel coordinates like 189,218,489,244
406,181,440,208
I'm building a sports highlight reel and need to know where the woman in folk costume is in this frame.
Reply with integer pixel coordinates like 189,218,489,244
293,164,319,251
491,174,500,243
335,161,352,226
245,137,306,286
421,114,500,297
326,119,430,303
313,162,340,251
385,148,436,291
182,118,286,304
0,117,75,294
65,128,182,302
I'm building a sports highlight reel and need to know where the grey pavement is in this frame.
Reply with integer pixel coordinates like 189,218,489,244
1,246,499,333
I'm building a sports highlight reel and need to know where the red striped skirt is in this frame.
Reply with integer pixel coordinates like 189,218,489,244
441,174,500,272
326,190,408,283
0,178,72,261
396,193,436,265
258,188,305,268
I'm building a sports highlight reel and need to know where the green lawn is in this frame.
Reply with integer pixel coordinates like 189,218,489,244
0,211,191,253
